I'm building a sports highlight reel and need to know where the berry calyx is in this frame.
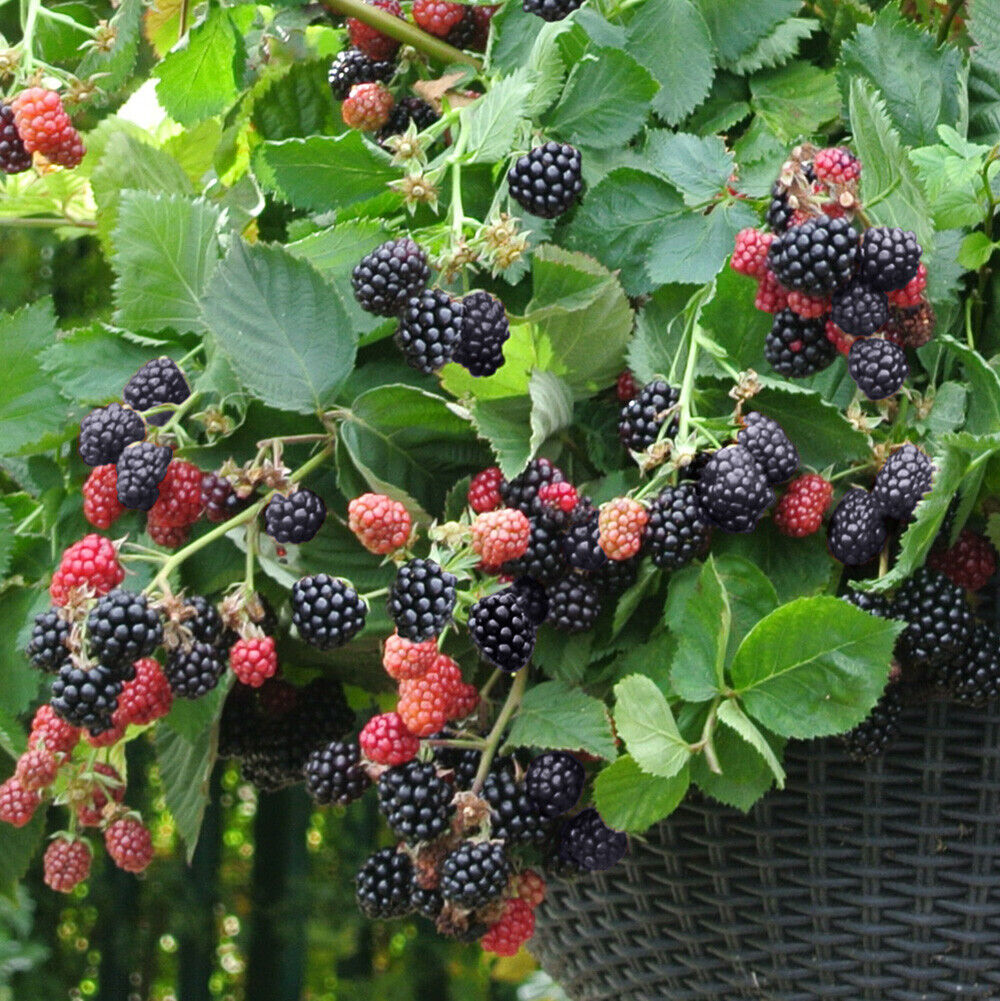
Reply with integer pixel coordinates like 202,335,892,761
75,762,125,827
230,636,279,688
348,492,412,555
598,497,648,560
774,474,833,538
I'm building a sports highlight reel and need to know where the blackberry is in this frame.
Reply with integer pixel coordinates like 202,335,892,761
468,588,537,673
433,736,482,788
79,403,146,467
453,291,510,377
411,886,444,921
617,380,680,453
843,588,892,618
940,623,1000,705
164,641,226,698
27,608,72,673
294,677,355,747
115,441,171,511
525,750,585,818
356,848,416,920
891,568,974,668
50,663,123,734
86,590,163,669
827,488,887,566
766,181,792,233
765,309,837,378
839,685,903,762
885,302,935,349
522,0,583,21
696,445,773,534
858,227,922,292
218,687,259,759
598,554,640,593
644,484,710,570
291,574,368,649
201,472,236,523
736,412,799,485
483,769,554,844
379,96,439,140
767,214,858,294
563,502,608,572
501,459,566,517
510,576,549,626
377,760,455,843
351,238,430,317
0,102,32,174
264,488,326,544
557,808,627,872
305,740,370,805
831,280,888,336
394,289,464,373
847,337,908,400
123,358,190,426
439,840,510,908
547,575,600,632
871,444,934,521
506,141,583,219
328,48,395,101
388,558,457,641
182,594,222,646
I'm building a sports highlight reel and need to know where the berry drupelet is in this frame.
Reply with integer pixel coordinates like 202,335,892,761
765,310,837,378
871,444,934,521
501,458,565,517
736,412,799,485
27,608,72,673
377,760,455,843
356,848,415,919
891,567,974,669
830,280,888,336
644,484,710,569
453,291,511,377
857,227,922,292
847,337,909,400
525,750,585,817
164,641,226,698
115,441,172,511
483,769,554,845
767,214,858,294
440,841,510,909
826,488,887,566
86,590,163,669
839,685,903,762
0,102,32,174
468,589,537,673
305,740,371,805
547,575,601,632
557,808,628,871
696,445,773,534
50,663,124,734
328,48,395,100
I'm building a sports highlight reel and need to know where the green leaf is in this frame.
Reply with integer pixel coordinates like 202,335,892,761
254,134,397,213
614,674,691,778
644,132,733,206
155,722,217,863
155,8,242,126
624,0,715,126
532,628,592,683
202,240,357,414
727,17,818,75
75,0,142,90
0,301,68,457
505,681,616,759
468,396,533,478
700,267,770,371
461,68,532,164
910,139,990,230
524,21,571,117
667,557,730,702
163,678,231,745
968,0,1000,142
693,0,801,63
546,47,657,150
689,714,782,811
627,284,695,381
716,698,785,785
593,756,689,833
941,334,1000,436
750,61,841,142
251,60,339,141
529,370,573,455
111,191,221,335
958,232,998,270
730,596,904,739
0,811,46,899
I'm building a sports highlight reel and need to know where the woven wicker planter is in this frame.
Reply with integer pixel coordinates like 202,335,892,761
532,701,1000,1001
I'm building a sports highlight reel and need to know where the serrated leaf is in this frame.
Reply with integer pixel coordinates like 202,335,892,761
505,681,616,759
593,756,689,833
716,698,785,785
155,722,218,863
730,597,904,739
689,715,783,811
644,132,733,205
750,61,841,142
910,141,989,230
667,557,730,702
528,370,573,455
76,0,143,92
461,68,532,164
613,674,691,778
469,396,533,478
112,191,221,335
251,60,338,141
0,810,46,899
202,240,357,414
727,17,818,75
968,0,1000,142
941,334,1000,436
958,232,998,270
524,21,570,117
700,267,770,371
692,0,800,62
531,628,592,684
163,678,231,745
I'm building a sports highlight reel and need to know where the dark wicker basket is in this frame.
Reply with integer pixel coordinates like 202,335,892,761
532,701,1000,1000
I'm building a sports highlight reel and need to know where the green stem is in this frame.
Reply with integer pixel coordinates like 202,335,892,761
321,0,482,69
936,0,964,45
689,697,721,774
153,390,202,439
971,147,999,347
424,737,488,751
0,216,97,229
472,668,527,793
244,520,259,595
360,586,388,602
37,5,98,35
19,0,40,71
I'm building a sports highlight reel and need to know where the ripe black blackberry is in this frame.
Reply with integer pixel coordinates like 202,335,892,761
388,558,457,641
848,337,908,400
445,6,476,46
291,574,368,649
522,0,583,21
86,589,163,669
871,444,933,521
839,685,903,762
892,567,974,668
439,840,510,908
765,309,837,378
501,459,566,517
328,48,395,100
50,663,123,734
218,686,260,759
164,641,226,698
182,594,223,647
696,445,773,534
351,238,430,317
767,213,858,293
547,575,600,633
483,768,554,844
736,412,799,485
617,379,680,453
0,102,32,174
843,588,892,618
506,141,583,218
394,289,464,373
858,227,921,292
27,608,72,673
115,441,171,511
290,679,354,759
563,502,608,572
379,96,439,140
468,588,537,673
453,291,510,377
831,280,888,336
377,760,455,843
525,750,585,818
644,484,710,570
433,734,482,788
411,886,444,921
766,180,792,232
305,740,370,805
356,848,416,920
940,623,1000,705
598,553,640,593
79,402,146,467
827,488,887,566
510,575,550,626
123,357,191,426
264,488,326,544
557,807,627,872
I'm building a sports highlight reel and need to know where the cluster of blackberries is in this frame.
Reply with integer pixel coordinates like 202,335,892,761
351,238,512,375
731,144,932,401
